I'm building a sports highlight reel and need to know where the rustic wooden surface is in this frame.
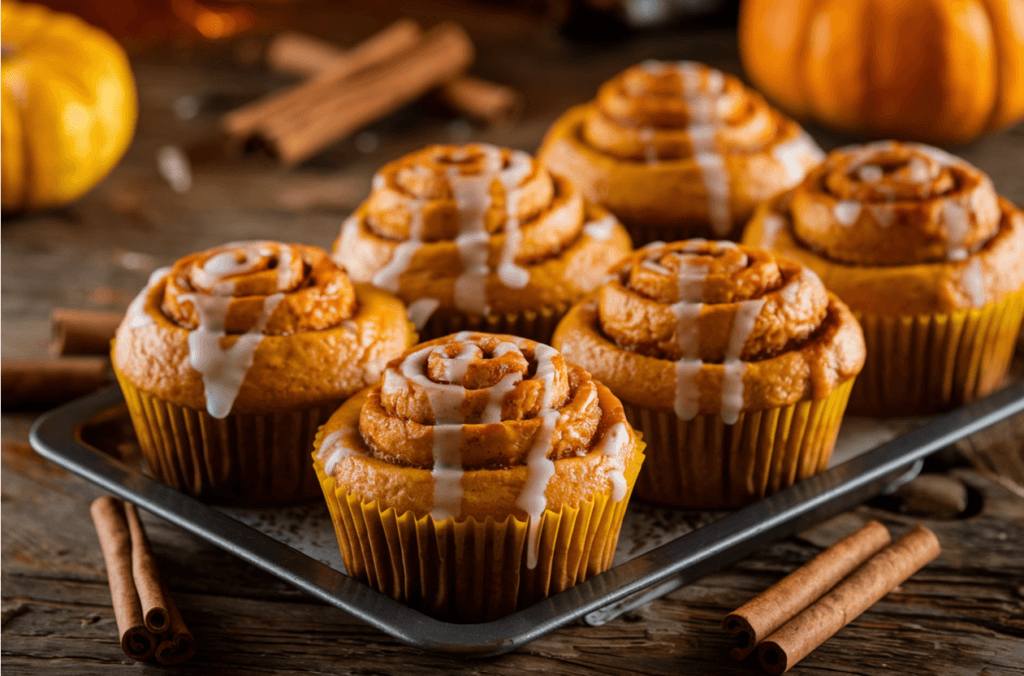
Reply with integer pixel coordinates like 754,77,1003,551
3,2,1024,674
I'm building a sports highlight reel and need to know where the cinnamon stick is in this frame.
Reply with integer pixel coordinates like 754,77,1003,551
260,22,474,165
224,19,423,138
758,525,941,674
50,308,122,356
1,357,110,406
91,497,196,664
123,503,170,634
266,29,521,122
154,586,196,665
723,520,891,660
90,497,157,661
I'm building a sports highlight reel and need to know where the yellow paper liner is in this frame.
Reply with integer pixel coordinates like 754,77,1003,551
418,302,569,344
313,439,645,622
116,369,338,505
624,380,854,509
849,288,1024,416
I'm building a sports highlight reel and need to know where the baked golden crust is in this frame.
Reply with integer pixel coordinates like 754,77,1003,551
331,143,632,320
314,332,641,522
552,241,865,416
744,142,1024,315
112,241,415,415
537,61,824,239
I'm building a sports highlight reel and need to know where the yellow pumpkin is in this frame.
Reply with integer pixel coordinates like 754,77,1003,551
2,1,137,212
738,0,1024,145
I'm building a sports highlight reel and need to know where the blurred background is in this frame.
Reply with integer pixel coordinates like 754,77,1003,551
3,0,1022,358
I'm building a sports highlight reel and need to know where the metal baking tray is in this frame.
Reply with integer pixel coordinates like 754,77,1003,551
30,382,1024,657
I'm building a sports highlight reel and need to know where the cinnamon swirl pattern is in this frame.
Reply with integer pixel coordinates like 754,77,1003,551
744,141,1024,415
312,332,644,621
538,60,824,245
113,241,413,503
553,240,864,508
332,143,632,343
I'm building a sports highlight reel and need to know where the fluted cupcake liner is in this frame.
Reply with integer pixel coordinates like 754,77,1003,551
624,380,853,509
419,302,570,345
313,440,645,622
117,369,338,505
849,288,1024,416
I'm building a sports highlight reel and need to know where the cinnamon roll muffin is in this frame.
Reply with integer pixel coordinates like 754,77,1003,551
331,143,632,343
553,240,864,509
112,241,414,504
744,141,1024,415
312,332,645,621
538,60,824,245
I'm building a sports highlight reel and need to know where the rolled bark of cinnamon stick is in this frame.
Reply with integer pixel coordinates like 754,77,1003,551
123,503,170,634
723,520,891,660
90,497,157,661
265,28,519,123
260,22,474,165
50,308,122,356
225,19,423,138
1,357,110,406
758,525,941,675
155,587,196,665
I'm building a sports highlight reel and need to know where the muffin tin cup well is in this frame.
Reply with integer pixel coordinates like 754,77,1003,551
848,288,1024,416
625,379,854,510
313,440,645,623
116,369,337,505
417,302,570,345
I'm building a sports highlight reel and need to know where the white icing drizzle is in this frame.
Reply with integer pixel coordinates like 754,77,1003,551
598,422,631,502
334,215,361,268
771,133,824,184
857,164,884,183
943,200,970,261
694,152,732,237
373,241,422,293
668,251,710,421
517,409,560,570
760,213,786,249
406,297,441,331
963,258,986,308
183,291,285,419
868,202,896,229
674,359,703,421
640,127,658,166
833,200,862,226
720,299,766,425
583,215,617,241
127,267,172,329
317,428,367,476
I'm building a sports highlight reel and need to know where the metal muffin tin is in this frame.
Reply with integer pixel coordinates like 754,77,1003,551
30,382,1024,657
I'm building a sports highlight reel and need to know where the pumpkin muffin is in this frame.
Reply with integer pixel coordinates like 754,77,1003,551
553,240,864,509
331,142,633,343
538,60,824,245
313,331,644,621
112,241,414,504
744,141,1024,415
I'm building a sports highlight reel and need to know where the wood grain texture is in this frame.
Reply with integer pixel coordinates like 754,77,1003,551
2,1,1024,673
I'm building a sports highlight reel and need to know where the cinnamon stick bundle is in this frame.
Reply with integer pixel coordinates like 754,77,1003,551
91,497,196,664
1,357,110,406
266,29,522,123
258,22,474,164
757,526,940,674
50,308,123,356
723,520,891,660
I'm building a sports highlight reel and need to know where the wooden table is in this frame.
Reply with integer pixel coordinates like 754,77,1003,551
3,3,1023,673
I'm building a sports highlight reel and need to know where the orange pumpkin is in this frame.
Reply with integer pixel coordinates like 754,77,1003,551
738,0,1024,145
1,1,137,212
